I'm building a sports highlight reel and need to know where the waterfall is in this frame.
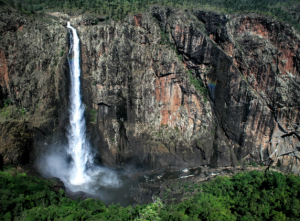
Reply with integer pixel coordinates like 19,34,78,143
36,22,122,201
49,22,122,191
67,22,92,186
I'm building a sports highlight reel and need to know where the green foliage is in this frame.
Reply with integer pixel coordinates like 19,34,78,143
20,108,26,115
173,193,236,220
159,170,300,220
160,28,170,46
0,171,60,220
250,161,258,167
1,170,300,220
6,0,300,32
188,70,208,100
177,53,182,61
174,125,179,132
0,170,138,220
0,105,26,120
90,109,96,123
195,171,300,220
135,197,163,221
4,99,11,107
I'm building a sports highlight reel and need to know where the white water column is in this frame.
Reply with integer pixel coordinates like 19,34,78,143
67,22,92,186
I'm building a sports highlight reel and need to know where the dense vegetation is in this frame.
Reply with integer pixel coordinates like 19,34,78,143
2,0,300,31
1,168,300,220
1,0,300,220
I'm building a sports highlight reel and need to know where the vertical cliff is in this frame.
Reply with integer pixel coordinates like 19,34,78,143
72,12,214,169
192,10,300,173
0,5,69,166
71,7,300,173
1,4,299,174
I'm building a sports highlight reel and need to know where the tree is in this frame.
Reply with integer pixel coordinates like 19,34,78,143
135,197,163,221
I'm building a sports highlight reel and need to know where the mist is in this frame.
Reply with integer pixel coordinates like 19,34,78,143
37,145,123,196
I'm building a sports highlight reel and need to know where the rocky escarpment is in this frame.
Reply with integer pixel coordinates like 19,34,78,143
191,10,300,172
71,7,300,173
0,5,70,166
1,3,299,174
71,12,214,169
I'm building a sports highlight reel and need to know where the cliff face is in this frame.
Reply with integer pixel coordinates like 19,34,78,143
1,4,299,173
71,11,215,169
73,7,300,172
192,10,300,172
0,5,70,166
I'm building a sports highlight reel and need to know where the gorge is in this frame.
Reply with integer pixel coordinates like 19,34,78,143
1,0,300,206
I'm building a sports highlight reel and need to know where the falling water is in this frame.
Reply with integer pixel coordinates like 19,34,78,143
37,22,122,202
55,22,123,192
67,22,92,186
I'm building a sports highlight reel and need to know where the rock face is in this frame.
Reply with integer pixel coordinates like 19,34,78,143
0,5,70,166
0,3,299,173
192,10,300,173
73,11,214,169
48,177,65,193
73,7,300,172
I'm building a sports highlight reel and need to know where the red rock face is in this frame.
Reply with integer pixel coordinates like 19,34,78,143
237,18,269,38
155,72,204,131
72,7,300,171
192,10,300,172
75,10,214,169
230,16,300,171
133,14,143,27
0,49,9,89
17,25,24,32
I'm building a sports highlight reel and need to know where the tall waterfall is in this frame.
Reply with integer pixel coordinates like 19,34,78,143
43,22,123,191
67,22,91,186
37,22,122,201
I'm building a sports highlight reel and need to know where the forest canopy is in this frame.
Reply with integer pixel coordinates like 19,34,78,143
2,0,300,31
1,169,300,220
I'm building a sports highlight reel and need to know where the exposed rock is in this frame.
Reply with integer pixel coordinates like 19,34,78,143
191,10,300,173
73,10,214,170
65,190,99,201
0,5,70,165
0,4,299,174
73,6,300,173
48,177,65,193
0,121,33,165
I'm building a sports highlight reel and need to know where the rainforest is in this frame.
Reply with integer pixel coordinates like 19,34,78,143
1,0,300,220
1,168,300,220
